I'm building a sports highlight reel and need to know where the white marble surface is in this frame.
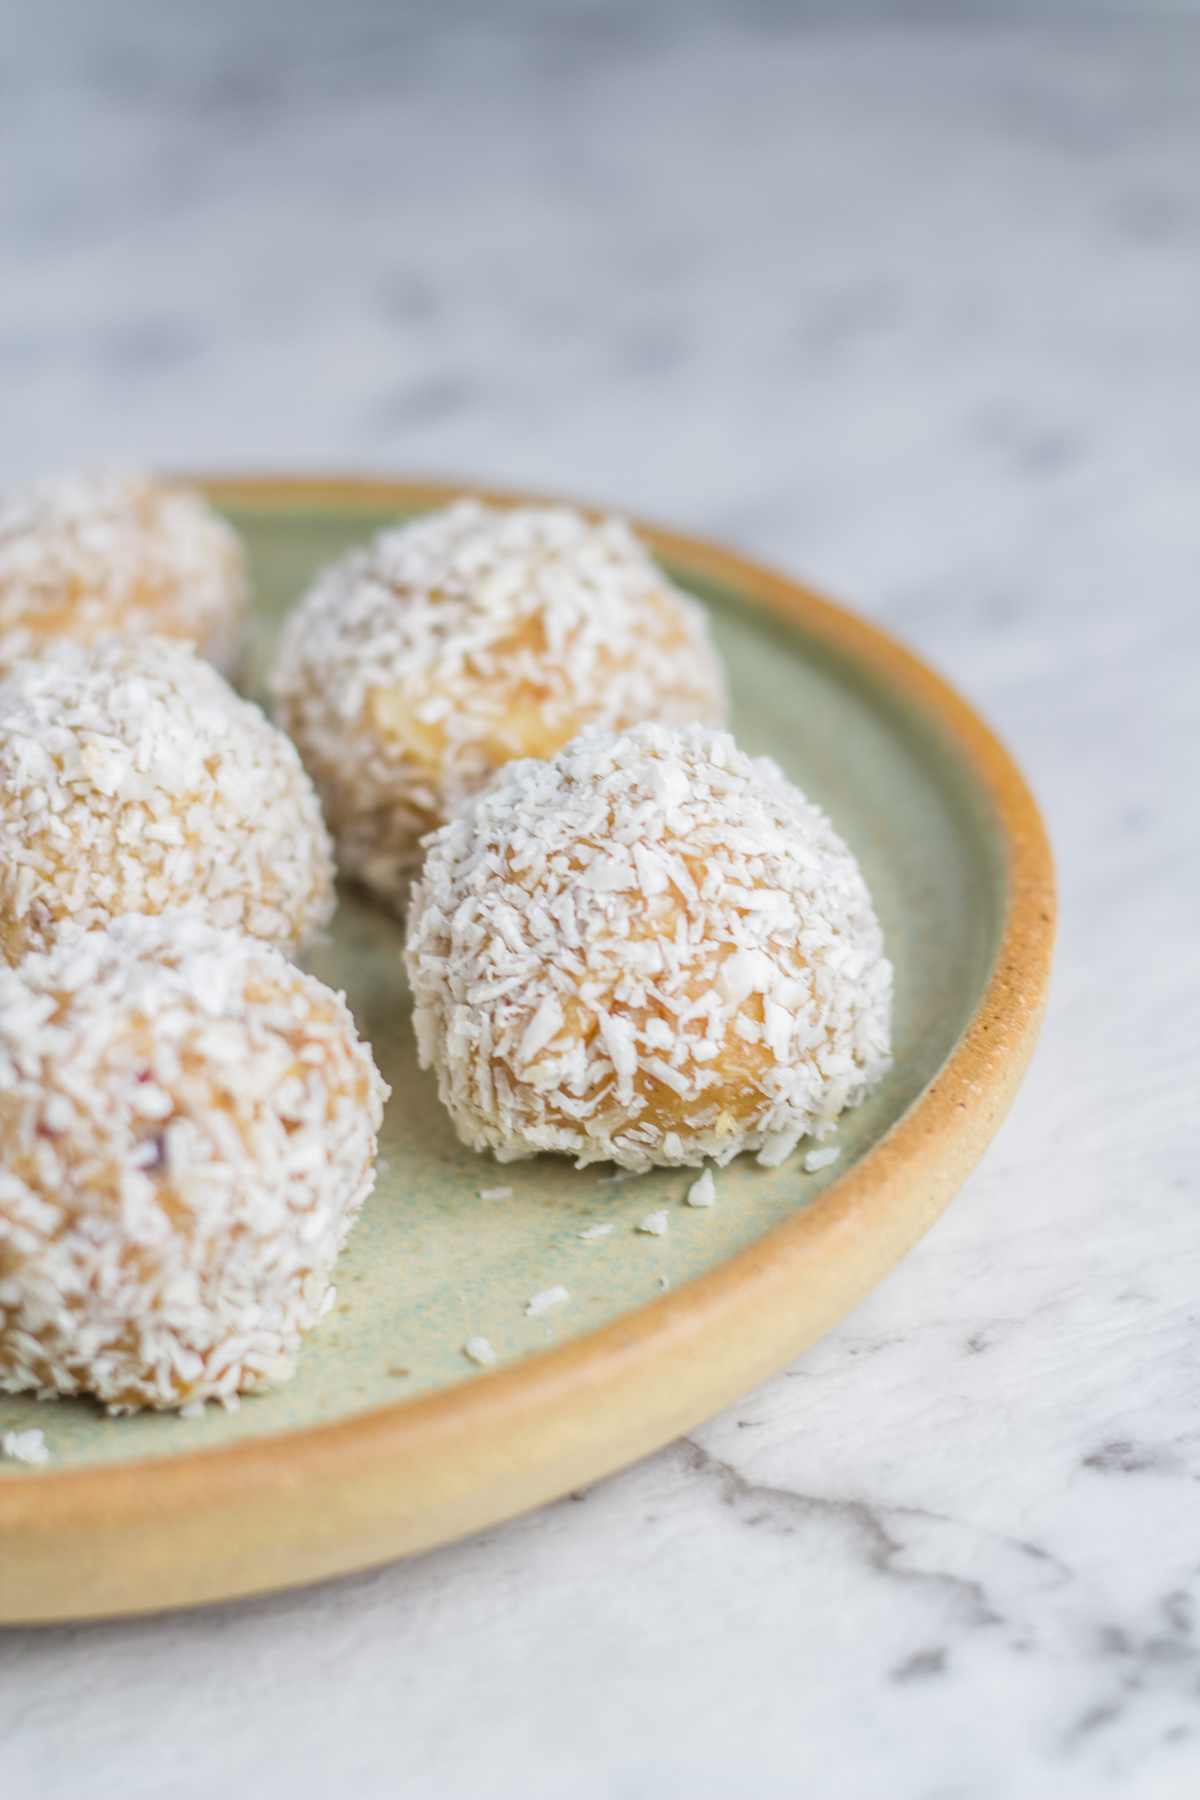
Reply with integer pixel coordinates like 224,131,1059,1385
2,3,1198,1795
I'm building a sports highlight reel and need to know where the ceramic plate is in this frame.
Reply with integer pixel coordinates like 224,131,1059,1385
0,479,1054,1622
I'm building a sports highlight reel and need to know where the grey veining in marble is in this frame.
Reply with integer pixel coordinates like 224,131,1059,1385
1,3,1198,1797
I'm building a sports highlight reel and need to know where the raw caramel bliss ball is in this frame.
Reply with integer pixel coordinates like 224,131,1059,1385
0,913,388,1412
405,722,893,1173
0,471,247,678
0,635,335,967
269,500,728,910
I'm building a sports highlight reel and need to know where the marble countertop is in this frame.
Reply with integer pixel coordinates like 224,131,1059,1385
2,3,1197,1795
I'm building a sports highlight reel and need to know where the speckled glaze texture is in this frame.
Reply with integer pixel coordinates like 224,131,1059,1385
0,5,1194,1799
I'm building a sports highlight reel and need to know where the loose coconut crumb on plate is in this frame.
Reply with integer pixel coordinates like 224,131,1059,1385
805,1146,841,1172
269,499,727,909
0,912,387,1412
0,635,334,966
525,1286,570,1317
579,1222,614,1239
464,1336,496,1366
1,1426,48,1464
479,1186,513,1200
407,721,892,1173
687,1169,716,1208
637,1210,669,1236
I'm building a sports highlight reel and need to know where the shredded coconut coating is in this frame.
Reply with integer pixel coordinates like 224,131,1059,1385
0,471,246,677
269,500,728,909
0,913,388,1412
0,635,335,966
406,723,893,1173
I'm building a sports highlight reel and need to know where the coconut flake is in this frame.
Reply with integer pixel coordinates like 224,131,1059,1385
525,1286,570,1316
464,1336,496,1366
805,1146,841,1172
687,1169,716,1208
637,1210,669,1236
0,1427,48,1464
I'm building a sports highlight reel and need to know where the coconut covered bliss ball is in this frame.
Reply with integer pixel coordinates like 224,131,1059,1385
406,723,893,1173
0,913,387,1411
0,471,246,678
269,500,728,909
0,635,335,967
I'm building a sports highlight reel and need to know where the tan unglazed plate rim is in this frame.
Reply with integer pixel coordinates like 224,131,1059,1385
0,476,1055,1625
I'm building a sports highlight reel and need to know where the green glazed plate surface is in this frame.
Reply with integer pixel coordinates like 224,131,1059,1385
0,490,1005,1480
